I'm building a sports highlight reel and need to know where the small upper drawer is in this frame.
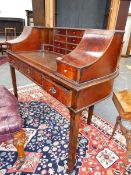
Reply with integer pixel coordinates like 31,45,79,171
54,47,66,55
57,62,78,81
67,37,81,44
54,35,66,42
67,30,84,37
42,75,72,107
54,41,66,49
54,29,66,35
44,45,53,51
67,43,77,51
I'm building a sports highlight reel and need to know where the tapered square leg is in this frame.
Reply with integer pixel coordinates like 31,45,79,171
68,110,81,173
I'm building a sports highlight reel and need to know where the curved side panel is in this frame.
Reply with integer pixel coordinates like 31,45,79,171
57,29,115,69
6,27,41,52
80,32,124,82
71,69,119,111
72,78,114,110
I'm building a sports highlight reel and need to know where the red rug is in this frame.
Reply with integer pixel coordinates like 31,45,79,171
1,84,130,175
0,56,8,66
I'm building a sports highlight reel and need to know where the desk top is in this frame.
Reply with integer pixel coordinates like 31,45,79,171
17,51,61,72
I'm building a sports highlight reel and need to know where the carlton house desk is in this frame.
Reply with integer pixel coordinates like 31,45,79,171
6,26,124,172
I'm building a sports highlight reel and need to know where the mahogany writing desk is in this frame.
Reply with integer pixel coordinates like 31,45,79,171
7,26,124,172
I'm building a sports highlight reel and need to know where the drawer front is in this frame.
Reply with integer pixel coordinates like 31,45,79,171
9,55,43,86
54,35,66,42
9,56,33,79
67,43,77,51
33,70,42,85
19,62,32,77
67,29,84,37
57,62,78,81
67,37,81,44
54,47,66,55
42,75,72,107
54,29,66,35
54,41,66,49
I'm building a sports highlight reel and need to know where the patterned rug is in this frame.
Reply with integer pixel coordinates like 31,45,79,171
0,84,131,175
0,55,8,66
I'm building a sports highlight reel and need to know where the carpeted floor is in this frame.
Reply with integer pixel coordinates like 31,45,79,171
0,84,130,175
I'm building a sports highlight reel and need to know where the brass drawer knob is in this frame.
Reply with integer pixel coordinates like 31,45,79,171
64,69,67,73
49,87,56,94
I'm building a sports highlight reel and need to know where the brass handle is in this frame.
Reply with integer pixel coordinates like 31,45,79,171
64,69,67,73
49,87,56,94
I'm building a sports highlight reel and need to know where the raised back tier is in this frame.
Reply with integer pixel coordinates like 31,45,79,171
7,26,124,84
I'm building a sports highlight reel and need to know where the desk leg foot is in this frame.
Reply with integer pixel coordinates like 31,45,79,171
66,167,74,174
68,110,81,173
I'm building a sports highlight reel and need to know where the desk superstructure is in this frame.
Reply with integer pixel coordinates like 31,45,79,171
7,26,124,172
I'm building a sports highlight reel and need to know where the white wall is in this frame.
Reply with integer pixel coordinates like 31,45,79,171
0,0,32,25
